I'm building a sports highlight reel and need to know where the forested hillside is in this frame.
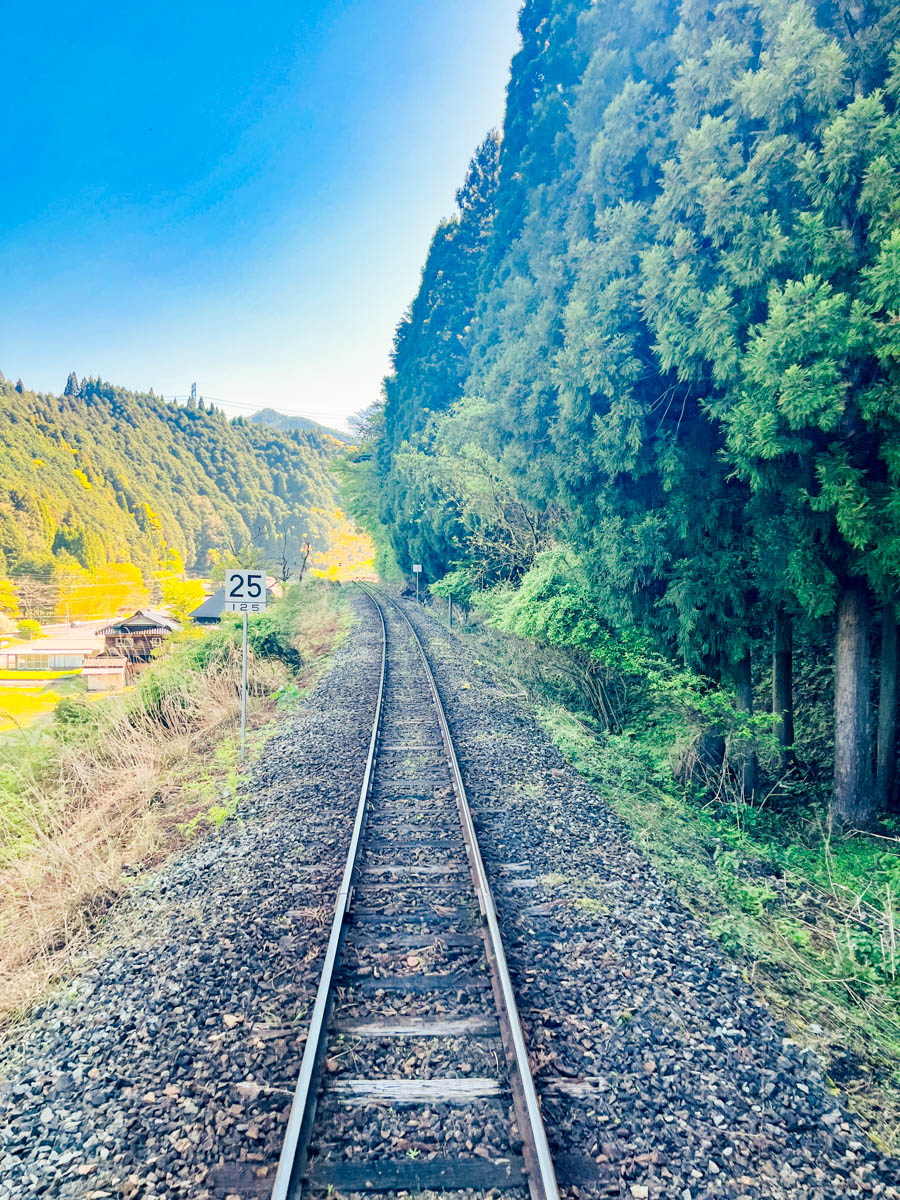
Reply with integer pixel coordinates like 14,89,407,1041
0,372,345,616
346,0,900,827
250,407,351,444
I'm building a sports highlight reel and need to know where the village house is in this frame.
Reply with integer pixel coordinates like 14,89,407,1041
0,635,103,672
98,609,181,663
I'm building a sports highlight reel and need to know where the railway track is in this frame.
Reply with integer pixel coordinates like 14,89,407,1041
271,586,559,1200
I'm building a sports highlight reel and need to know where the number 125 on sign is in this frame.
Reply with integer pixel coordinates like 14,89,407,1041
225,570,268,613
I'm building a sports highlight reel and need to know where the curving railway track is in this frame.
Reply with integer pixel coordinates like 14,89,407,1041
271,585,559,1200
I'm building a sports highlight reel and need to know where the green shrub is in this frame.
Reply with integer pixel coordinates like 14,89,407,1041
53,697,95,729
245,611,303,670
16,619,41,641
430,566,484,609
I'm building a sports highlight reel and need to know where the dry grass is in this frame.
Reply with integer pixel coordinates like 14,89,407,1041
0,583,347,1030
292,584,348,685
0,652,270,1024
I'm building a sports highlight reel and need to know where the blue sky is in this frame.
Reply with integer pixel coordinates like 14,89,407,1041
1,1,521,428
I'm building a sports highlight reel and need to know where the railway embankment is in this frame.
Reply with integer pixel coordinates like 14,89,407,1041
0,585,345,1025
1,591,898,1199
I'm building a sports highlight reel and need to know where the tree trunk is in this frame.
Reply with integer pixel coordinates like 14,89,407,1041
832,580,874,826
677,654,725,788
876,603,898,813
695,732,725,770
732,652,759,801
772,606,795,770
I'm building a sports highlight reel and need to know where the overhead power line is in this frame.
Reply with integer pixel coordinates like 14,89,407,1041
165,391,352,428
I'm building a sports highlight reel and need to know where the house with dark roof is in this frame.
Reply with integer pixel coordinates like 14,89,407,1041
189,588,227,625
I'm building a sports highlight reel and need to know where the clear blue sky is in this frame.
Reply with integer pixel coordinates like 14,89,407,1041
1,1,521,429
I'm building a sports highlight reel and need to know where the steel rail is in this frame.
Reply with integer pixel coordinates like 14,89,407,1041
270,590,387,1200
368,586,560,1200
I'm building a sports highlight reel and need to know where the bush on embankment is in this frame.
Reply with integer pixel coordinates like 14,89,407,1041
0,581,345,1027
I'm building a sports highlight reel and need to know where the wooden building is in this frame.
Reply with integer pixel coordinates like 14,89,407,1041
98,609,181,663
82,650,128,692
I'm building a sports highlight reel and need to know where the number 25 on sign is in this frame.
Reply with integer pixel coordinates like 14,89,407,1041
225,569,267,613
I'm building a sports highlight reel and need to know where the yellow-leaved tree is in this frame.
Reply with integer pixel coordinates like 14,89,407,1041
0,579,19,618
161,577,205,621
309,509,376,582
53,561,149,621
95,562,149,617
53,562,95,622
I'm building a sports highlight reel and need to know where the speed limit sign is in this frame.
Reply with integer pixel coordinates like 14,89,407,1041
225,570,267,764
224,569,268,613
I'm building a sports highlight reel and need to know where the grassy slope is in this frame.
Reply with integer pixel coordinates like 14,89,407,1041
444,611,900,1153
0,583,349,1027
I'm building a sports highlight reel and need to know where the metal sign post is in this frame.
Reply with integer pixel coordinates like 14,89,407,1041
224,569,268,763
241,612,249,761
412,563,422,604
448,594,452,629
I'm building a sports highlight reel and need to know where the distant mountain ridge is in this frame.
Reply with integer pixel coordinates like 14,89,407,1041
250,407,352,444
0,373,345,582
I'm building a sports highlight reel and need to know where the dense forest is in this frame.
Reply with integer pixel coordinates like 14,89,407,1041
345,0,900,828
0,373,346,618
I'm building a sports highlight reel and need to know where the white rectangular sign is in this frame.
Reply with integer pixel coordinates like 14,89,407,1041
412,564,422,573
224,569,268,613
